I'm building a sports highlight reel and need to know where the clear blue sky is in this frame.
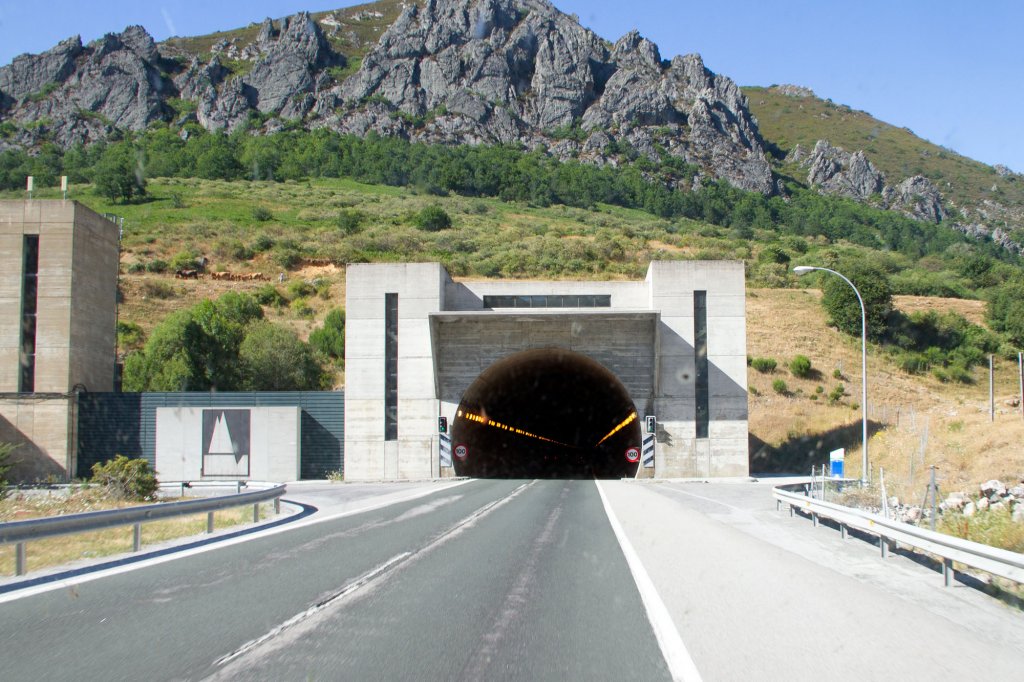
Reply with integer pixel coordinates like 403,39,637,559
1,0,1021,172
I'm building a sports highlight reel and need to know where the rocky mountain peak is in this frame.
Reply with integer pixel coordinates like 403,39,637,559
333,0,771,193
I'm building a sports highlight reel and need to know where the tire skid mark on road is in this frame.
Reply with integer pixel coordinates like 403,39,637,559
252,494,466,570
457,482,569,680
206,481,536,679
212,551,412,668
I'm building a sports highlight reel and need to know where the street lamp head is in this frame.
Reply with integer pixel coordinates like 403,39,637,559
792,265,817,275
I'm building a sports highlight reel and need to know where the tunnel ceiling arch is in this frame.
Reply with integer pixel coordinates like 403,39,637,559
451,348,643,478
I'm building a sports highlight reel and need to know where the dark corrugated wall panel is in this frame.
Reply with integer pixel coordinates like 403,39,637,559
76,392,143,476
77,392,344,480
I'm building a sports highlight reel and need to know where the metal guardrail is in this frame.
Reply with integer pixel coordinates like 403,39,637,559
774,484,1024,586
1,484,287,577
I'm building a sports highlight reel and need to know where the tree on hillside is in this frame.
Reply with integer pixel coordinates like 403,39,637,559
986,282,1024,348
309,308,345,361
94,145,146,202
122,293,264,391
239,321,328,391
819,262,892,341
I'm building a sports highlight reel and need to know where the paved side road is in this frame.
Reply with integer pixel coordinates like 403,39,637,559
602,479,1024,680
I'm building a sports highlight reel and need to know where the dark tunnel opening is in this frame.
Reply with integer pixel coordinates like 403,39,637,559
451,349,643,479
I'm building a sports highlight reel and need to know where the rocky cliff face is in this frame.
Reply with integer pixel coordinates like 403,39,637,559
326,0,772,192
797,139,946,224
0,0,772,194
0,26,171,149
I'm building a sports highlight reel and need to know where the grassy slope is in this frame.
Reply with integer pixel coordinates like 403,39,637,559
160,1,410,62
743,86,1024,213
748,288,1023,499
5,177,1022,492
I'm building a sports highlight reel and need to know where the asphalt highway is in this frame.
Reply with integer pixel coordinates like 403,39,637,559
2,480,672,681
3,478,1023,681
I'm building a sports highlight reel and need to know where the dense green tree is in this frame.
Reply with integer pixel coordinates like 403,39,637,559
239,321,327,390
818,262,893,341
93,145,146,202
986,283,1024,348
122,294,263,391
121,293,328,391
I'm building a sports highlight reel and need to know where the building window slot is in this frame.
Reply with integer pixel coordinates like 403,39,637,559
483,294,611,309
694,290,709,439
384,293,398,441
19,235,39,393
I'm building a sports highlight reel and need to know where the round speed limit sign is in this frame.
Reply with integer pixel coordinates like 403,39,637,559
454,444,469,459
625,447,640,463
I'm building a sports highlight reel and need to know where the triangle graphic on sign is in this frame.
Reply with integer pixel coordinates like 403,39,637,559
208,414,235,456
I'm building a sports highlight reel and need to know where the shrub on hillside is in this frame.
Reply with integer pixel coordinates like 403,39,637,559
254,284,286,307
170,251,199,271
310,308,345,361
751,357,777,373
758,245,790,265
414,205,452,231
337,209,366,234
772,379,789,395
286,279,314,300
789,354,812,378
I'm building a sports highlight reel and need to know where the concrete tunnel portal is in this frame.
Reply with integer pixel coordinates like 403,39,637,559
451,349,642,479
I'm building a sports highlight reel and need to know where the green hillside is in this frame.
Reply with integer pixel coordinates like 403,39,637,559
744,85,1024,214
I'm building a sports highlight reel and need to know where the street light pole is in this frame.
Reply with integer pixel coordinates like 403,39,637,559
793,265,869,485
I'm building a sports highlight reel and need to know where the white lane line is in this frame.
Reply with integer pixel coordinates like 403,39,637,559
595,480,703,682
210,480,536,675
0,479,473,605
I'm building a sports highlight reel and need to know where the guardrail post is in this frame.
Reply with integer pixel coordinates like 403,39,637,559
236,481,242,495
943,559,954,587
132,523,142,552
789,504,794,517
207,511,215,534
812,512,818,527
253,503,260,523
880,536,889,558
15,542,26,576
840,523,847,540
274,497,280,515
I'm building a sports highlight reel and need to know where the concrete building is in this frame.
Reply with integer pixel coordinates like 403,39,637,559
345,261,748,480
0,201,119,481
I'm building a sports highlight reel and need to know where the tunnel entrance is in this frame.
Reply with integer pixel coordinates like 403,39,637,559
451,349,642,479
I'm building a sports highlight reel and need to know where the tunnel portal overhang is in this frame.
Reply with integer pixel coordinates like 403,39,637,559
429,310,659,403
